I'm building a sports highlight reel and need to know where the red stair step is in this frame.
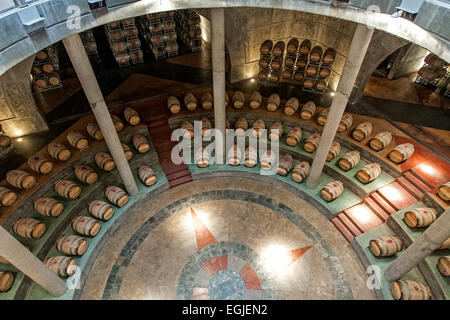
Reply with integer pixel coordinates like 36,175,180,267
166,169,191,181
364,197,390,222
343,204,383,233
396,176,424,200
331,217,355,242
169,175,193,188
376,181,418,211
337,213,362,237
370,192,397,215
404,171,433,192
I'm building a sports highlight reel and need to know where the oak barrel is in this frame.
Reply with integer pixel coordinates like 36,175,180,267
195,147,209,168
0,187,17,206
271,59,282,71
6,170,36,189
291,161,311,183
111,115,124,132
369,235,402,257
300,101,316,120
282,68,293,79
34,197,64,217
294,71,304,81
284,56,296,68
74,165,98,185
244,146,258,168
437,256,450,276
286,127,302,146
304,133,321,153
303,79,314,88
132,134,150,153
86,122,103,140
184,92,197,111
258,70,268,81
106,185,128,207
272,41,285,57
315,80,327,91
201,117,212,137
438,182,450,201
56,235,88,256
234,116,249,136
320,180,344,202
277,154,293,176
252,118,266,138
233,91,245,109
306,65,317,77
72,216,101,237
249,91,262,109
352,122,373,141
323,48,336,65
326,141,341,162
403,207,438,228
296,58,307,69
138,165,157,186
266,93,280,112
319,67,331,78
259,57,270,69
317,108,329,126
338,151,360,171
55,180,81,199
48,143,72,161
388,143,415,163
391,280,431,300
122,143,133,161
338,113,353,133
260,151,275,170
167,96,181,114
89,200,115,221
201,92,213,110
309,46,323,62
369,131,393,151
0,272,14,292
13,218,46,239
181,120,194,139
357,162,382,184
287,38,299,54
269,122,283,141
123,107,140,125
44,256,77,277
0,135,11,148
228,145,242,166
67,131,89,151
95,152,115,171
299,40,311,56
284,97,299,116
260,39,273,55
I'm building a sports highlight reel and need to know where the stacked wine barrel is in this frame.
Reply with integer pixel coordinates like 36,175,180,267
31,48,62,92
258,39,284,82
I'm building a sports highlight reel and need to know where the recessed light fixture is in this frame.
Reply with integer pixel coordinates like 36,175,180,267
17,138,23,142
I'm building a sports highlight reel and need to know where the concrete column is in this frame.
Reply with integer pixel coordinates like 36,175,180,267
0,226,66,296
385,209,450,281
62,34,138,196
211,8,226,164
306,24,374,189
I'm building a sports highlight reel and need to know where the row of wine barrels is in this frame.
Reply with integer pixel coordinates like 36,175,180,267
0,187,17,206
122,143,133,161
269,122,283,141
86,122,103,140
138,165,157,186
0,272,14,292
388,143,415,163
201,92,213,110
127,38,141,50
181,120,194,139
260,39,273,55
235,116,248,136
132,134,150,153
33,63,54,73
111,115,124,132
34,197,64,217
6,170,36,189
35,77,61,89
105,185,128,208
291,161,311,183
252,118,265,138
245,146,258,168
338,113,353,133
195,147,209,168
0,135,12,148
403,207,438,228
74,165,98,185
228,145,242,166
89,200,114,221
352,122,373,142
338,151,360,171
260,151,275,170
284,97,299,116
110,41,127,53
320,180,344,202
357,162,381,184
304,133,321,153
67,131,89,151
300,101,316,120
184,92,197,111
369,131,393,151
201,117,212,136
249,91,262,109
286,127,302,146
438,182,450,201
45,256,77,277
95,152,115,171
277,154,293,176
326,141,341,162
13,218,46,239
72,216,101,237
267,93,280,112
233,91,245,109
56,235,88,256
369,235,403,257
418,65,446,81
48,143,72,161
391,280,431,300
55,180,81,199
123,107,140,125
437,256,450,277
424,53,447,70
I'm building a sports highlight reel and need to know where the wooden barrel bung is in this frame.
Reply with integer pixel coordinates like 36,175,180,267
403,207,438,228
123,107,141,125
357,163,382,184
227,145,242,166
184,92,197,111
74,165,98,185
338,151,360,171
55,180,81,199
309,46,323,62
56,235,88,256
12,218,46,239
269,122,283,141
304,133,321,153
44,256,77,277
266,93,280,112
320,180,344,202
234,116,248,136
72,216,101,237
195,147,209,168
0,135,12,148
260,39,273,55
369,131,393,151
232,91,245,109
27,155,53,174
132,134,150,153
201,92,213,110
338,113,353,133
0,272,14,292
244,146,258,168
286,127,302,146
249,91,262,109
323,48,336,65
34,197,64,217
181,120,194,139
89,200,115,221
67,131,89,151
326,141,341,162
438,182,450,201
369,235,402,257
201,117,212,137
284,97,299,116
167,96,181,114
6,170,36,189
86,122,103,140
272,41,285,57
122,143,133,161
294,71,304,81
299,39,311,56
287,38,299,54
0,187,17,206
291,161,311,183
300,101,316,120
106,185,128,208
437,256,450,277
352,122,373,142
95,152,115,171
277,154,293,176
391,280,431,300
389,143,415,163
47,143,71,161
252,118,266,138
260,151,275,170
138,165,157,186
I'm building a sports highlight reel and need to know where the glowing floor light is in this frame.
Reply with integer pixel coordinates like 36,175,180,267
262,244,291,274
380,185,402,201
419,163,435,175
353,205,372,223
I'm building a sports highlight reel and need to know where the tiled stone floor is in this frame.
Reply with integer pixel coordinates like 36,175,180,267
80,177,376,300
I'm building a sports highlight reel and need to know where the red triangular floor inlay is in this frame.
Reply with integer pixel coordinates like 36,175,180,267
287,246,312,268
190,207,216,250
202,255,228,275
239,263,262,290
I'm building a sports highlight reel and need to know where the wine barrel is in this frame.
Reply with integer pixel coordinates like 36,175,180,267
6,170,36,189
282,68,293,79
441,237,450,249
260,150,275,170
291,161,311,183
132,134,150,153
309,46,323,62
391,280,431,300
338,151,360,171
195,147,209,168
89,200,114,221
56,235,88,256
260,39,273,55
369,131,393,151
299,40,311,56
277,154,293,176
403,207,438,228
271,59,282,71
249,91,262,109
72,216,101,237
115,52,130,65
44,256,77,277
244,146,258,168
389,143,415,163
338,113,353,133
272,41,285,57
438,182,450,201
228,145,242,166
326,141,341,162
0,135,11,148
266,93,280,112
294,71,304,81
184,92,197,111
304,133,321,153
269,122,283,141
201,92,213,110
234,116,249,136
287,38,299,54
111,41,127,53
34,197,64,217
357,163,382,184
323,48,336,65
138,165,157,186
418,65,445,81
258,70,268,81
122,143,133,161
49,77,60,86
0,187,17,206
317,109,329,125
35,79,47,89
300,101,316,120
31,66,42,76
316,80,327,91
12,218,46,239
55,180,81,200
67,131,89,151
181,120,194,139
286,127,302,146
167,96,181,114
36,50,48,60
319,67,331,78
306,65,318,77
284,97,299,116
369,235,403,257
106,185,128,207
320,180,344,202
201,117,212,137
110,115,124,132
123,107,140,125
27,155,53,174
95,152,115,171
86,122,103,140
296,58,307,69
268,72,280,83
130,50,143,62
74,165,98,185
352,122,373,142
252,118,265,138
233,91,245,109
123,27,138,38
127,38,141,51
284,56,296,68
84,41,97,52
437,256,450,277
0,272,14,292
303,79,314,88
42,64,54,73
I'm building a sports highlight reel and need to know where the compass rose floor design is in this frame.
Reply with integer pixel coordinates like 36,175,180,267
80,177,376,300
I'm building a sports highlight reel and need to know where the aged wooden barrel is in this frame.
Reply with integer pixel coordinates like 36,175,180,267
184,92,197,111
127,38,141,51
122,143,133,161
338,151,360,171
391,280,431,300
201,117,212,137
0,135,11,148
0,187,17,206
123,107,140,125
284,56,296,68
34,197,64,217
86,122,103,140
56,235,88,256
338,113,353,133
95,152,115,171
67,131,89,151
132,134,150,153
252,118,266,138
438,182,450,201
111,115,124,132
6,170,36,189
72,216,101,237
437,256,450,276
195,147,209,168
271,59,282,71
303,79,314,89
352,122,373,141
389,143,415,163
55,180,81,199
286,127,302,146
266,93,280,112
300,101,316,120
284,97,299,116
233,91,245,109
326,141,341,162
369,235,402,257
323,48,336,65
181,120,194,139
74,165,98,185
115,52,130,65
357,162,382,184
42,64,54,73
111,41,127,53
294,71,304,81
260,151,275,170
228,145,242,166
201,92,213,110
31,66,42,76
258,70,268,81
268,72,280,83
309,46,323,62
369,131,393,151
44,256,77,277
0,272,14,292
296,58,307,69
291,161,311,183
320,180,344,202
316,80,327,91
282,68,293,79
13,218,46,239
244,146,258,168
304,133,321,153
306,65,318,77
234,116,249,136
319,67,331,78
418,65,445,81
106,185,129,207
89,200,115,221
27,155,53,174
249,91,262,109
163,20,176,31
287,38,299,54
403,207,438,228
299,39,311,56
123,27,138,38
36,50,48,60
138,165,157,186
277,154,293,176
272,41,285,57
167,96,181,114
440,237,450,249
269,122,283,141
260,39,273,55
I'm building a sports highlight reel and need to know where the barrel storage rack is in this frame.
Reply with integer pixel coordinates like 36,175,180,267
79,30,98,56
257,40,282,84
31,49,62,92
414,53,449,98
175,9,202,53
